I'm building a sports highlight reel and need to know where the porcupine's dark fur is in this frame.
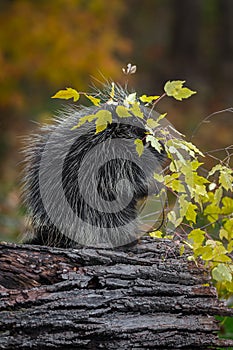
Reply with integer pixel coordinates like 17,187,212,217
22,85,166,248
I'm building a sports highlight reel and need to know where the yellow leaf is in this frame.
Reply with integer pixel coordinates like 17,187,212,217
215,254,232,263
134,139,144,157
188,228,205,245
170,179,185,193
219,228,230,241
196,245,213,260
180,244,185,256
130,102,144,119
153,173,164,182
84,94,100,106
116,105,131,118
51,87,80,102
157,113,167,121
150,230,163,238
71,114,96,130
224,218,233,237
147,118,159,129
164,80,196,101
225,281,233,293
185,203,197,223
95,110,112,134
139,95,160,103
110,82,115,99
227,240,233,253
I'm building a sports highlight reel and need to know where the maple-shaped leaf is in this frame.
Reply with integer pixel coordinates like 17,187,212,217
95,110,112,134
130,102,144,119
116,105,131,118
212,263,232,282
164,80,196,101
146,135,162,153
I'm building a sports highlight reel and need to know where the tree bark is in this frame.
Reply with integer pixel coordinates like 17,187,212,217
0,236,233,349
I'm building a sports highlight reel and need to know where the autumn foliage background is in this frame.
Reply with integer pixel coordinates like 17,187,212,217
0,0,232,243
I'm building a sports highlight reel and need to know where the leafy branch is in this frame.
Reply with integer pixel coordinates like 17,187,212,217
51,68,233,298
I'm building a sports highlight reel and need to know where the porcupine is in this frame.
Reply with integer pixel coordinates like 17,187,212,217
22,85,166,248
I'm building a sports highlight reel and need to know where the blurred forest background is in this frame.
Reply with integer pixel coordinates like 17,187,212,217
0,0,232,243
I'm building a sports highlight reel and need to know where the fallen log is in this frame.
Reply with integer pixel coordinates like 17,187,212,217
0,236,233,349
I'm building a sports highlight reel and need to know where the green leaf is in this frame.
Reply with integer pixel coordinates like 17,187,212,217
212,263,232,282
164,80,196,101
139,94,160,103
219,171,233,191
116,105,131,118
221,197,233,215
164,173,179,184
84,94,101,106
188,229,205,245
225,281,233,293
191,160,203,171
134,139,144,157
219,228,230,241
224,218,233,235
146,135,162,153
204,203,221,223
170,179,185,193
195,245,213,260
208,164,222,177
95,110,112,134
227,240,233,253
216,254,232,263
153,173,164,182
208,240,228,258
195,184,208,197
175,87,196,100
51,87,80,102
185,203,197,223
